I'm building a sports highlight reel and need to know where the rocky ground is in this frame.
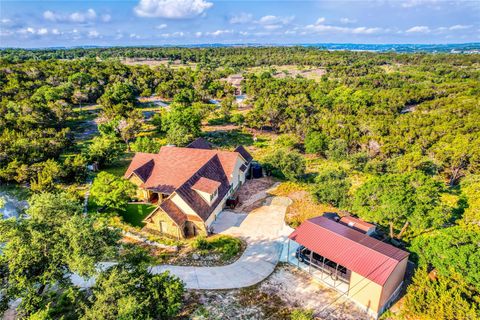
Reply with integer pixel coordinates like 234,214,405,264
179,264,371,320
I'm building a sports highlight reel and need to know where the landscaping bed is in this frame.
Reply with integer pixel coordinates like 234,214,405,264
166,234,246,267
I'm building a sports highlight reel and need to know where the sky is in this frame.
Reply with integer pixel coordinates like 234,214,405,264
0,0,479,48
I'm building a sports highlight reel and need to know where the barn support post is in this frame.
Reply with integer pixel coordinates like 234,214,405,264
286,239,290,264
321,256,325,280
334,264,339,288
309,249,313,274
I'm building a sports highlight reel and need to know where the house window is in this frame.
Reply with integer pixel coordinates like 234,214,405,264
210,188,218,202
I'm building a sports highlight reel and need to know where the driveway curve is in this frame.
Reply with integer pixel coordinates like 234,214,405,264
149,196,293,289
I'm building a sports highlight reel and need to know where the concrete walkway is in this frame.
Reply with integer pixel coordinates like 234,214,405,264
150,196,293,289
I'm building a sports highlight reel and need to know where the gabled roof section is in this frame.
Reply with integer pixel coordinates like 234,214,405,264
142,199,187,227
192,177,221,194
187,137,212,150
289,216,409,285
234,145,253,163
159,199,188,226
175,155,230,221
133,159,155,182
124,146,241,193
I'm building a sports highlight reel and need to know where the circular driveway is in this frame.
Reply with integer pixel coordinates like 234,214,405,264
149,196,293,289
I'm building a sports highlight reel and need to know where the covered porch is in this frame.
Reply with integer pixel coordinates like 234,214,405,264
284,238,350,294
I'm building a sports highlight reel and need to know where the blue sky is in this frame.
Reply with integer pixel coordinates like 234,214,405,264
1,0,479,47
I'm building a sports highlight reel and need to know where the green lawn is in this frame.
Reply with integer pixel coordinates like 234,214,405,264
120,203,156,227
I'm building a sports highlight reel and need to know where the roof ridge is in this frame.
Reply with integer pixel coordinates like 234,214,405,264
307,217,401,262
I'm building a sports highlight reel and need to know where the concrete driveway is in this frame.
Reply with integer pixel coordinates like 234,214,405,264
150,196,293,289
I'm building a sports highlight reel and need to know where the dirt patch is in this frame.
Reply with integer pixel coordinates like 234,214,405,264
260,265,369,319
270,182,342,227
233,177,277,213
179,265,370,320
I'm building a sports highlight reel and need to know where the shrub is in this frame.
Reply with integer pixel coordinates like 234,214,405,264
290,309,314,320
312,169,351,209
263,148,306,181
304,131,329,155
326,139,348,161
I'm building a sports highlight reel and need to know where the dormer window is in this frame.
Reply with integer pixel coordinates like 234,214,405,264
191,177,221,205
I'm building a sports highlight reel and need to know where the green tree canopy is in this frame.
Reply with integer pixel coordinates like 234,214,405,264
0,192,120,315
351,171,451,238
90,172,136,211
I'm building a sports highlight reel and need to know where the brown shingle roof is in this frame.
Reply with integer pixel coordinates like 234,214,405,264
192,177,221,194
175,155,230,221
234,145,253,163
124,146,240,193
187,137,212,150
159,199,187,226
289,216,409,285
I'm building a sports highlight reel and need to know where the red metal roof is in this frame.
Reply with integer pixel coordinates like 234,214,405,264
289,216,409,286
340,216,375,233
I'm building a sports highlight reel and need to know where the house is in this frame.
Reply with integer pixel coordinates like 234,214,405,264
287,216,409,318
339,215,376,235
124,139,253,239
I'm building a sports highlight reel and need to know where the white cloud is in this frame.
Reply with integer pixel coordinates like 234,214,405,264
101,14,112,22
406,25,431,33
207,29,233,36
156,24,168,29
258,15,293,25
256,15,294,30
401,0,438,8
303,19,384,35
340,17,357,24
449,24,470,30
134,0,213,19
159,31,185,37
43,9,105,23
88,30,100,38
17,27,51,36
229,12,253,24
315,17,326,24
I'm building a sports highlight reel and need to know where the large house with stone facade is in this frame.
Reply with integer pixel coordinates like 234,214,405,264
124,138,253,239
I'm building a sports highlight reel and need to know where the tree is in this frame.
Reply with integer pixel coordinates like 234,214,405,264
219,94,236,121
326,139,349,161
63,154,88,183
351,171,450,238
263,148,306,181
90,172,136,211
0,192,120,316
116,110,143,151
130,136,162,153
403,267,479,320
166,124,194,146
460,175,480,225
304,131,329,155
30,159,64,193
431,134,480,186
312,169,351,208
82,265,184,320
88,135,124,167
98,82,137,118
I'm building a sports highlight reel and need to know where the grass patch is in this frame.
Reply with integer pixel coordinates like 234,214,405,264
192,234,243,260
270,181,342,227
119,203,156,228
203,129,254,148
103,152,134,178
